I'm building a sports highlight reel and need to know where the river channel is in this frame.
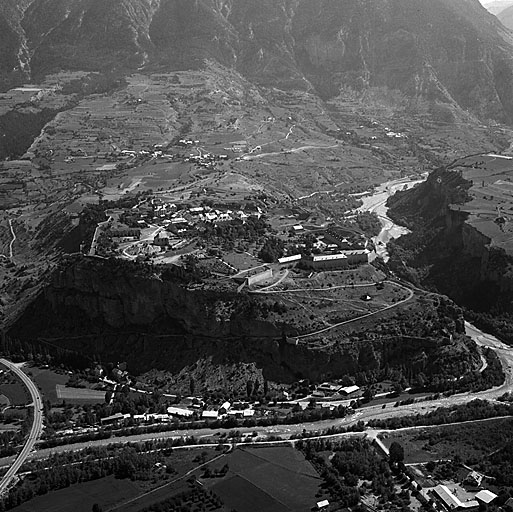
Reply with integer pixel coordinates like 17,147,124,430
359,174,427,262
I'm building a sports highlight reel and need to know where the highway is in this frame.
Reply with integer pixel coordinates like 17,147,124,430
0,360,44,495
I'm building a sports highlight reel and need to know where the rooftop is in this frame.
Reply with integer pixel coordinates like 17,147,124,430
432,485,478,510
312,253,348,262
475,490,497,504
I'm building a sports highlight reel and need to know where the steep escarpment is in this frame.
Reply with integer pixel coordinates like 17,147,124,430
387,165,513,343
7,257,479,384
1,0,513,122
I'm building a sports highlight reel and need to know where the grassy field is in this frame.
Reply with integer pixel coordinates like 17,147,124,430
0,368,29,406
10,475,141,512
212,475,288,512
451,154,513,253
381,417,513,464
223,251,261,271
205,447,321,512
259,268,409,335
24,367,67,404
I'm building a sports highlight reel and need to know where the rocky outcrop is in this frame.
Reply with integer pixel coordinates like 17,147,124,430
7,256,479,382
387,166,513,338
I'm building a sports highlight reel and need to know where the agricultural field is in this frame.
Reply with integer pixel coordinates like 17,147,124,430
55,385,106,404
202,447,321,512
113,448,224,512
10,475,141,512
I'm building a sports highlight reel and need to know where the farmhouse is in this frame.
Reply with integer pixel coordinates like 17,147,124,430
339,385,360,396
316,500,329,510
317,382,342,395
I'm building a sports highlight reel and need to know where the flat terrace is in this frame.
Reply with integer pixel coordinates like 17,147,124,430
449,154,513,252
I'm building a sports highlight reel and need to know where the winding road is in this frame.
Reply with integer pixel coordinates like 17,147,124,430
8,219,16,261
0,360,44,495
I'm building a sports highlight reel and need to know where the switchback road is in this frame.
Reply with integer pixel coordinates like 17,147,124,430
0,360,44,495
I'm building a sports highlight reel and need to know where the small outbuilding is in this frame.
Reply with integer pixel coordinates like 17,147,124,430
316,499,329,510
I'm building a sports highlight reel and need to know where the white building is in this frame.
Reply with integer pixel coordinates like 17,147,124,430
306,253,348,270
167,407,194,418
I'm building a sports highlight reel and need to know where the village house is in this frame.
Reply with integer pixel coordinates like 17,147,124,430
339,385,360,396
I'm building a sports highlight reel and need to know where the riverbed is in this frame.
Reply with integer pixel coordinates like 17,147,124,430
359,174,427,262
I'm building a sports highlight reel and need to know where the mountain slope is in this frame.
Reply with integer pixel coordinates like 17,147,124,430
1,0,513,123
0,0,36,88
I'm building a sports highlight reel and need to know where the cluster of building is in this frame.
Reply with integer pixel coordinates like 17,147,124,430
183,151,229,170
100,401,256,426
278,226,370,270
145,199,263,231
312,383,360,398
279,246,369,272
429,484,497,511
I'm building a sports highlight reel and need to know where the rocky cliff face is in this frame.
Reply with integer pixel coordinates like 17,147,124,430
387,167,513,337
1,0,513,122
8,257,478,382
0,0,35,88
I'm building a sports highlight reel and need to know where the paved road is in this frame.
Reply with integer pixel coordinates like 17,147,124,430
0,360,44,495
